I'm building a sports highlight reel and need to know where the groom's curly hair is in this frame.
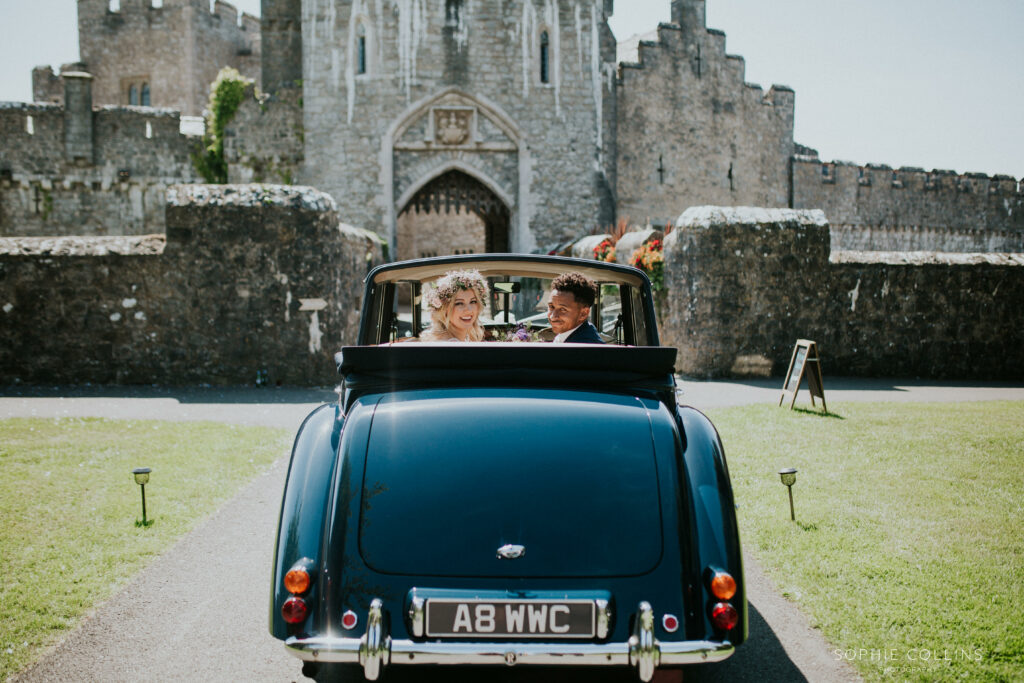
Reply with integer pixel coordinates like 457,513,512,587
551,272,597,308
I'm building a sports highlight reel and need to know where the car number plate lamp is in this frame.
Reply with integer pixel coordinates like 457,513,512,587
132,467,153,527
778,467,797,521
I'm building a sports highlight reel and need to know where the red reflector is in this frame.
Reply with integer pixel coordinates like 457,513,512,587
662,614,679,633
341,610,358,630
282,597,308,624
710,602,738,631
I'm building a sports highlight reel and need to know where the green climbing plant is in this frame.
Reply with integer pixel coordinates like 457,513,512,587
192,67,253,183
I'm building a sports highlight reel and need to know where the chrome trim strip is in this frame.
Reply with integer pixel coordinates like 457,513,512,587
285,638,734,668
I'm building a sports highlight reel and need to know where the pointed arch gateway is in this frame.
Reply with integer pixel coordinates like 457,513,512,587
384,87,527,260
398,169,510,259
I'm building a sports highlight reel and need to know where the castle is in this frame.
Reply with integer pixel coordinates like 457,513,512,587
1,0,1021,256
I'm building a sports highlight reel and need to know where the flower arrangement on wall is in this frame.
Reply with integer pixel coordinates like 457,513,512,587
630,239,665,291
593,238,616,262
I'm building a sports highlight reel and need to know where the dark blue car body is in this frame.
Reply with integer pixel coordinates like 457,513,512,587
270,255,746,681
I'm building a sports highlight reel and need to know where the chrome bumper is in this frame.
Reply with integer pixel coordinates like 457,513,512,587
284,600,735,682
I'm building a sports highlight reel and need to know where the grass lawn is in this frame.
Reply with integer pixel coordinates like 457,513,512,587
0,417,291,680
705,401,1024,682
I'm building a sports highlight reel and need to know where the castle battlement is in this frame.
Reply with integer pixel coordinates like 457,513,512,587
801,157,1022,193
0,90,199,239
791,157,1023,251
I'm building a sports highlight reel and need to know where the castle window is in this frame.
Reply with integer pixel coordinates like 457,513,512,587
129,85,138,106
145,121,153,139
540,31,550,84
109,0,120,12
821,163,835,183
357,24,367,75
891,171,904,188
141,83,150,106
858,167,871,186
445,0,461,27
25,115,34,136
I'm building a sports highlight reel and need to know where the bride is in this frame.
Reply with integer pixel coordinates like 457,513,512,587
419,269,489,342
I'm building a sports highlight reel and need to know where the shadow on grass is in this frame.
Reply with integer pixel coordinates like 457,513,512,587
791,407,844,419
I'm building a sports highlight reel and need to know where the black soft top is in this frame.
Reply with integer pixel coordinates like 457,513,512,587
337,344,677,399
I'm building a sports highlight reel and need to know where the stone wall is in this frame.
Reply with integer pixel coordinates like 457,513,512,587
615,0,794,225
792,158,1024,252
0,98,200,237
224,86,304,185
74,0,260,117
661,207,1024,379
0,185,382,385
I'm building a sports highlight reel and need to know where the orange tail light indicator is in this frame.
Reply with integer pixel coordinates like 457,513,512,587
709,571,737,600
284,567,311,595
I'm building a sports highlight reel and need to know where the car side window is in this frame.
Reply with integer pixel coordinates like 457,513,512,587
630,286,650,346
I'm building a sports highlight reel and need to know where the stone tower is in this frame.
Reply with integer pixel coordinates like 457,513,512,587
614,0,795,224
260,0,302,92
66,0,261,116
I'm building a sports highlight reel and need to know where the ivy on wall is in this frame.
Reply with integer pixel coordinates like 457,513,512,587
192,67,254,183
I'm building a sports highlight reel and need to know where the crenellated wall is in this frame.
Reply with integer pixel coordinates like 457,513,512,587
0,95,200,237
661,207,1024,380
0,185,383,385
615,0,795,225
792,158,1024,252
72,0,260,116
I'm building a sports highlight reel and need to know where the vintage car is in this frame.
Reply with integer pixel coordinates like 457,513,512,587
270,254,746,681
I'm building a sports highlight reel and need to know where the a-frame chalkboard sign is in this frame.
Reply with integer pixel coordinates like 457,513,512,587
779,339,826,411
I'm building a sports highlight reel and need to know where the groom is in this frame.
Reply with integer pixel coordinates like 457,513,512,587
547,272,604,344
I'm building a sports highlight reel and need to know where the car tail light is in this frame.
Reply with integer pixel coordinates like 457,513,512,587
284,566,311,595
710,571,737,600
282,596,309,624
661,614,679,633
710,602,738,631
342,610,358,630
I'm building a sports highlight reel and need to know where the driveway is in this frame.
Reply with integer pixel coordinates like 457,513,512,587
6,379,1022,682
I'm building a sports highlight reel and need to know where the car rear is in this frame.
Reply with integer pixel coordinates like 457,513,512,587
278,387,742,680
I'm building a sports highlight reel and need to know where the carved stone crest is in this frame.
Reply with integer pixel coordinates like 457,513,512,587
434,109,472,146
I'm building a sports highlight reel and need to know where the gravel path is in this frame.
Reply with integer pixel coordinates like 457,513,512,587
6,379,1022,682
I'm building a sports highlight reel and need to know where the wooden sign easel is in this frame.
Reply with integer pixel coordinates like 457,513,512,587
779,339,826,411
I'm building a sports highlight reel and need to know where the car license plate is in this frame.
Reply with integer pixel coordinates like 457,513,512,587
425,598,595,638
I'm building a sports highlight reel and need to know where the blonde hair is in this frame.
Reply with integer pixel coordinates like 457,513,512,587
420,269,488,341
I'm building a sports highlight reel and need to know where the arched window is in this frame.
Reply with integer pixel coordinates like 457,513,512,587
445,0,461,26
129,85,138,105
141,83,150,106
540,31,550,84
357,23,367,75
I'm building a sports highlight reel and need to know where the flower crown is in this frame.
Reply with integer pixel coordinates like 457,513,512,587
424,269,489,310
